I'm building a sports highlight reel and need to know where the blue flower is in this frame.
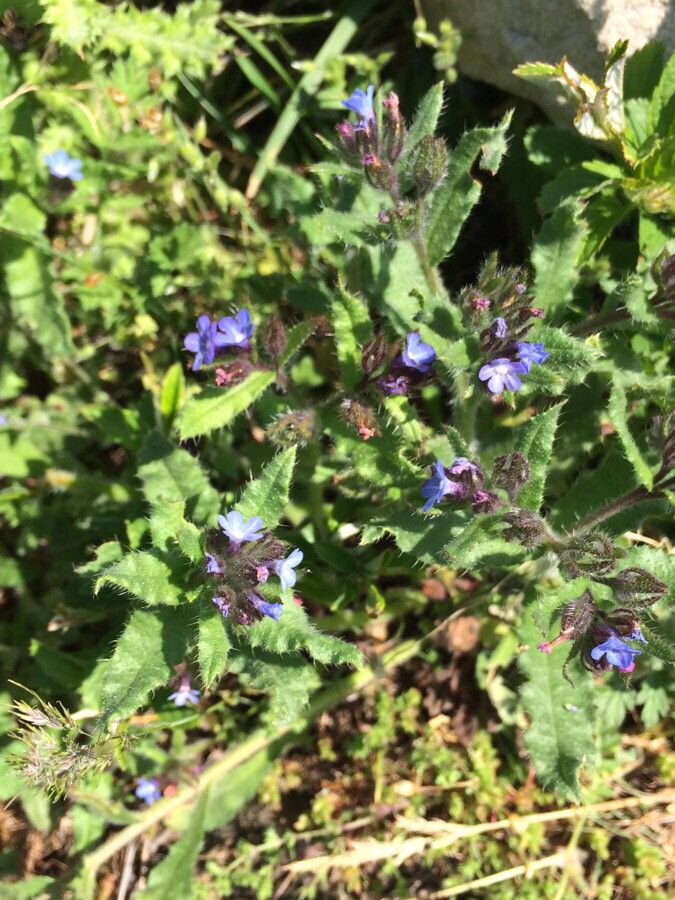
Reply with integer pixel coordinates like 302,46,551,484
249,591,283,621
342,85,375,128
44,149,83,181
217,510,265,546
401,332,436,373
135,778,161,805
205,553,223,575
478,358,529,394
421,459,464,512
218,309,254,350
184,315,229,371
627,626,647,643
515,341,549,371
168,679,200,707
591,632,641,673
494,317,507,339
212,595,231,617
274,548,303,593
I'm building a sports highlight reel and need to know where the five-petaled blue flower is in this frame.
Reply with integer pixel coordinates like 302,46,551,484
421,459,465,512
184,315,229,371
478,358,529,394
44,149,83,181
217,510,265,546
402,332,436,373
342,85,375,128
135,777,161,805
218,309,254,350
494,317,507,339
168,679,200,707
249,591,283,621
275,548,303,593
516,341,549,371
591,632,641,673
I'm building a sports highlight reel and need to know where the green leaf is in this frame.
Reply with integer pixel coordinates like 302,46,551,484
531,577,592,633
236,446,296,530
0,194,75,359
101,608,188,723
138,431,219,526
149,501,202,562
159,363,186,425
514,404,564,511
197,600,230,689
229,648,321,725
640,617,675,664
398,81,444,182
331,285,372,392
519,611,596,800
95,550,184,607
204,746,275,831
247,602,362,668
607,382,654,489
425,112,512,266
279,320,315,368
532,200,587,316
176,370,276,440
139,789,209,900
364,241,424,330
648,49,675,134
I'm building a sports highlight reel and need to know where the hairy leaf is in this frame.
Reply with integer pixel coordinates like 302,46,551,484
514,404,564,511
95,550,185,607
176,370,276,440
532,200,587,316
398,81,444,185
331,286,372,392
236,446,296,530
197,600,230,689
607,382,654,489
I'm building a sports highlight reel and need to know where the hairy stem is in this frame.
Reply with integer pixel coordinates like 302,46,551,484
412,229,443,297
572,485,654,534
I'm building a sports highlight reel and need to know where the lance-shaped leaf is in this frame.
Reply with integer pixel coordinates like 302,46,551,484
519,611,596,800
95,550,185,606
398,81,444,186
236,446,296,530
425,112,512,266
176,370,275,440
331,286,372,392
608,382,654,489
101,608,189,724
514,404,564,511
532,200,588,317
640,617,675,664
139,788,209,899
279,320,315,368
159,362,186,425
196,599,230,689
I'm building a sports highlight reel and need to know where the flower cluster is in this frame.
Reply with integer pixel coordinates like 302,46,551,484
205,510,303,625
421,456,498,513
183,309,254,371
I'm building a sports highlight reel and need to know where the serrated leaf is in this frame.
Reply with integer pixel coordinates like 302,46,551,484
229,647,321,725
139,788,209,900
197,600,230,688
101,608,188,723
425,113,512,267
246,602,362,668
519,611,596,800
607,382,654,489
331,286,372,392
149,501,202,562
95,550,184,606
514,404,564,511
531,577,591,633
176,370,275,440
138,431,219,526
279,320,315,367
159,362,186,424
640,618,675,664
236,446,296,530
532,200,587,316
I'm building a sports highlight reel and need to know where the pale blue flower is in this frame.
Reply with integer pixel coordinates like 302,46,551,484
478,358,529,394
44,149,83,181
184,315,229,371
217,510,265,546
275,548,303,593
135,778,161,805
516,341,549,371
401,332,435,373
218,309,254,349
342,85,375,128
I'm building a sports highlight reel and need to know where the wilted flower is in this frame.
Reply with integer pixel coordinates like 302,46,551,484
212,595,231,617
205,553,223,575
515,341,549,370
590,632,641,673
478,358,529,394
218,309,254,350
44,149,83,181
168,677,200,707
217,511,265,547
494,317,507,339
275,548,303,593
472,489,501,514
184,315,228,371
342,85,375,128
401,332,435,373
135,778,161,805
379,373,410,395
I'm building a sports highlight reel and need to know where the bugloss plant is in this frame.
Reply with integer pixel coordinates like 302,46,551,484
0,4,673,893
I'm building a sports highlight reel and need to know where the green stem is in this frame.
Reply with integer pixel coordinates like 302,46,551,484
412,229,442,297
572,485,653,535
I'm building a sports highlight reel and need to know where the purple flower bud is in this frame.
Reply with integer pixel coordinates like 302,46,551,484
248,591,283,621
515,283,527,295
478,358,529,394
494,317,507,339
205,553,223,575
212,595,231,617
256,565,269,583
472,296,490,312
627,626,647,643
401,332,435,373
472,490,501,514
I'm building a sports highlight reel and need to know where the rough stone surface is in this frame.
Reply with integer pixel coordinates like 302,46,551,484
421,1,674,120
